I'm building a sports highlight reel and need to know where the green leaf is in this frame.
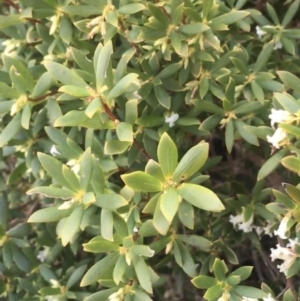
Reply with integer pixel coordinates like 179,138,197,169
213,258,228,281
121,171,163,192
83,236,120,253
203,285,223,301
66,265,87,289
132,255,153,294
0,114,21,147
281,156,300,174
257,149,287,180
95,41,113,93
172,142,209,182
225,120,234,153
61,204,84,246
101,208,114,241
191,275,217,289
60,5,105,16
107,73,139,100
44,61,87,87
230,266,253,281
21,103,31,130
84,289,119,301
0,15,22,29
253,40,274,73
27,186,76,199
157,133,178,178
177,234,212,251
234,119,259,146
37,152,75,191
58,85,92,97
145,160,165,183
113,254,126,285
80,252,119,286
0,82,19,99
54,111,114,129
118,3,146,14
104,140,131,155
95,194,128,210
28,205,73,223
160,187,179,223
211,11,249,25
277,71,300,92
179,23,210,34
177,183,225,212
116,122,133,142
178,200,194,229
282,0,300,27
154,85,170,109
153,198,171,235
234,285,266,298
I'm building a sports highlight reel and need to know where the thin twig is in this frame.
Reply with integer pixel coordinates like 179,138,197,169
28,90,58,102
3,0,20,11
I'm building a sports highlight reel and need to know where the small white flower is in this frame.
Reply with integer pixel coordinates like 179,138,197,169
268,109,293,128
274,41,282,50
133,226,138,233
229,213,243,226
263,293,276,301
238,214,254,233
256,26,267,39
274,215,290,239
270,243,297,276
165,113,179,127
267,128,287,149
50,145,60,156
37,248,48,262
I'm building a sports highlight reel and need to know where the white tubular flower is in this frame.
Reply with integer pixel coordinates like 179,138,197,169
165,113,179,127
254,226,263,236
270,242,297,276
50,145,60,156
268,109,293,128
266,128,287,149
274,41,283,50
229,213,243,226
263,293,276,301
274,215,290,239
133,226,138,233
256,26,267,38
238,214,254,233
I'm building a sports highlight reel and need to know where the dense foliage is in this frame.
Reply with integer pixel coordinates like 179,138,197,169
1,0,300,300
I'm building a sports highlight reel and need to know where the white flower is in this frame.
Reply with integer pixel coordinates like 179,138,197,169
274,41,282,50
229,213,243,226
238,214,254,233
263,293,276,301
266,128,287,149
229,210,254,233
37,248,48,262
270,242,297,276
165,113,179,127
133,226,138,233
268,109,293,128
274,215,290,239
50,145,60,156
256,26,267,38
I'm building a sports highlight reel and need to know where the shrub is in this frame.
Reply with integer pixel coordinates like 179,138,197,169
1,0,300,300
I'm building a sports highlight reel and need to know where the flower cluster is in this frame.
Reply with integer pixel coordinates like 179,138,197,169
266,109,295,149
270,238,299,276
